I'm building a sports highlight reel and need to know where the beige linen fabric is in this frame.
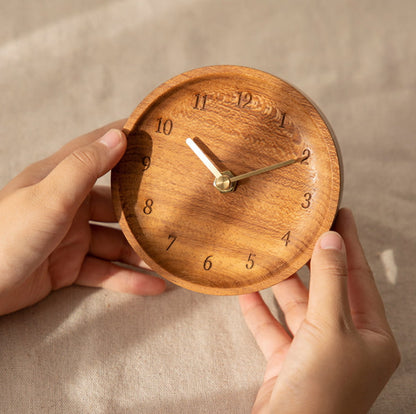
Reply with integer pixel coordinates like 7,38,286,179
0,1,415,413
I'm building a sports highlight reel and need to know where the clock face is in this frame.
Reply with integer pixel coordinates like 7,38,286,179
112,65,342,295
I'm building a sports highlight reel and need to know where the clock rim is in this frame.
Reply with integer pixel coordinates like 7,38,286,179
111,65,343,295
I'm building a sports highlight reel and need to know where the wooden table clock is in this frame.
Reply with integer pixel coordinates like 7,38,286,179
111,65,342,295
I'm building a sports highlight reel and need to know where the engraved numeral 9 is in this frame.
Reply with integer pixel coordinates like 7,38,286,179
142,156,151,170
156,118,173,135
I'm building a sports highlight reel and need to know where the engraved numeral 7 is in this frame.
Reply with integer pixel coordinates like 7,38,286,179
166,235,177,251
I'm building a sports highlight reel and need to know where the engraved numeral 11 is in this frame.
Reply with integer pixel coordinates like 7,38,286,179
193,93,207,110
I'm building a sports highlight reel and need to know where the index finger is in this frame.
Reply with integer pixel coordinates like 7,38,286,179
334,208,391,333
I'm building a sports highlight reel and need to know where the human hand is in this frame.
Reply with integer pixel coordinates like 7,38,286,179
0,121,165,315
240,208,400,414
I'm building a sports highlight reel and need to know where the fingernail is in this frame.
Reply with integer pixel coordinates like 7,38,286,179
320,231,343,251
99,129,122,149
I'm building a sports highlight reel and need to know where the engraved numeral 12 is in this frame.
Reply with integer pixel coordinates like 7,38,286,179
193,93,207,110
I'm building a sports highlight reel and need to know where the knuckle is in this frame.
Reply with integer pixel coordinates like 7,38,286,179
70,147,100,178
320,262,348,279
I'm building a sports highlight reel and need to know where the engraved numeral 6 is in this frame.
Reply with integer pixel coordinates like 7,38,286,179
203,255,213,271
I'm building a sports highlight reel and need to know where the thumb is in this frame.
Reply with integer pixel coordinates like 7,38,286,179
307,231,353,330
36,129,126,216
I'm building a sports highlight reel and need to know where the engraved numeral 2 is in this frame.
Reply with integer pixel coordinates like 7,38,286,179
301,148,311,164
156,118,173,135
193,93,207,110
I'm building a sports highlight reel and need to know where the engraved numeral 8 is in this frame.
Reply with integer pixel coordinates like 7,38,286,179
143,199,153,215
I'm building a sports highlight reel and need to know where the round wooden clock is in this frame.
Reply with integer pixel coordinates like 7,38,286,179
111,65,342,295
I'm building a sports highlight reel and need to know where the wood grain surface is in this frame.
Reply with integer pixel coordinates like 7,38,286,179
111,65,342,294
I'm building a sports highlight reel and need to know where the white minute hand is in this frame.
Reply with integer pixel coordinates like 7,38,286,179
186,138,223,178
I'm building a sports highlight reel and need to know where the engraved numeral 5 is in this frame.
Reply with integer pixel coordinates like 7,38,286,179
246,253,255,270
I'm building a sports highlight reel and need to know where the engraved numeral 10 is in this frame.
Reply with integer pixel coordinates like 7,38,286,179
156,118,173,135
193,93,207,110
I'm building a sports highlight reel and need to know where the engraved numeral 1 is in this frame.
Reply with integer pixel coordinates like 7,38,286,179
279,112,286,128
156,118,173,135
193,93,207,110
282,231,291,246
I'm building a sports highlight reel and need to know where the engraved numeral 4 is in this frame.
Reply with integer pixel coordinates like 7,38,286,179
281,231,291,246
